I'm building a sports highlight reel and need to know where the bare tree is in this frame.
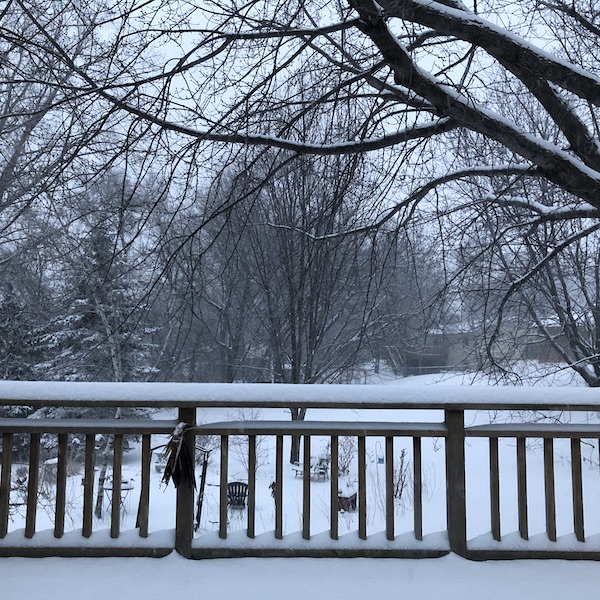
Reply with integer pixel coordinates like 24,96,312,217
0,2,122,221
509,222,600,387
4,2,600,223
455,195,600,387
429,64,600,386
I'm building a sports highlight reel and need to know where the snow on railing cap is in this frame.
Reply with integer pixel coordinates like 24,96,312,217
0,380,598,410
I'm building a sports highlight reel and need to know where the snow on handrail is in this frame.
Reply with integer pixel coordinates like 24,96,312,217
0,380,598,410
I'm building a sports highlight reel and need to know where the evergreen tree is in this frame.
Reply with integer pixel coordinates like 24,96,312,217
0,281,38,381
35,175,158,384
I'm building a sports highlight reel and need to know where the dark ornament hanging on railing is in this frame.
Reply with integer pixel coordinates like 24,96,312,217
160,422,196,492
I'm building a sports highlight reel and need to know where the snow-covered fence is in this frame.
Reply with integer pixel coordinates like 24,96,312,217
1,381,600,560
0,416,178,557
191,419,447,558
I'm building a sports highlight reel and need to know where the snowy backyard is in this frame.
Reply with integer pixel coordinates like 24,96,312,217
5,0,600,597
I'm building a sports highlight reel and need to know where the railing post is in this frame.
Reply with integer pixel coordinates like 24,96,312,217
544,438,557,542
175,406,196,558
358,436,367,540
571,438,585,542
302,435,311,540
489,437,501,541
247,435,256,539
517,437,529,540
82,434,95,538
138,434,151,538
111,434,124,539
274,435,284,539
413,436,423,541
445,409,467,557
54,433,68,538
385,436,395,541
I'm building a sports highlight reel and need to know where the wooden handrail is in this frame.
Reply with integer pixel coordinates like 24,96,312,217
195,421,448,436
0,418,178,434
466,423,600,437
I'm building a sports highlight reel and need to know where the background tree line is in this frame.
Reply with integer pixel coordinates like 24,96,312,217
0,156,443,388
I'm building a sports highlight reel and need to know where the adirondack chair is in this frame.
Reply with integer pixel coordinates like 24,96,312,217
227,481,249,509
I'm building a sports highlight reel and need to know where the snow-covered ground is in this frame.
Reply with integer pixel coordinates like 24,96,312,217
3,552,600,600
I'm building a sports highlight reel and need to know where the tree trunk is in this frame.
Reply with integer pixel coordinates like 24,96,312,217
289,407,307,464
94,437,110,519
94,407,122,519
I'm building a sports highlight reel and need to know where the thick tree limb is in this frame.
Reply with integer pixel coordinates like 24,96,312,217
350,3,600,207
377,0,600,104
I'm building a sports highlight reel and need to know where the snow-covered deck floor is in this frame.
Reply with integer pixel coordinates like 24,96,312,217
3,553,600,599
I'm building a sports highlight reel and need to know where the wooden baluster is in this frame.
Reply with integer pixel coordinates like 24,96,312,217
82,434,95,538
275,435,284,539
517,437,528,540
25,433,40,539
544,438,556,542
358,436,367,540
330,435,339,541
489,437,500,541
0,433,13,538
302,435,311,540
219,435,229,540
137,433,151,538
54,433,68,538
413,437,423,541
111,434,123,539
385,436,395,541
571,437,585,542
247,435,256,539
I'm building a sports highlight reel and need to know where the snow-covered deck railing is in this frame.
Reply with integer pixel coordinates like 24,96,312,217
1,381,600,560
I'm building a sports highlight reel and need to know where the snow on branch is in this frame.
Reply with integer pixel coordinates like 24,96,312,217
352,2,600,207
202,19,362,41
378,0,600,105
490,195,600,221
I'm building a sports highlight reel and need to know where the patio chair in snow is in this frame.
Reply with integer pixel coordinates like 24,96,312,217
227,481,249,509
313,457,330,481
